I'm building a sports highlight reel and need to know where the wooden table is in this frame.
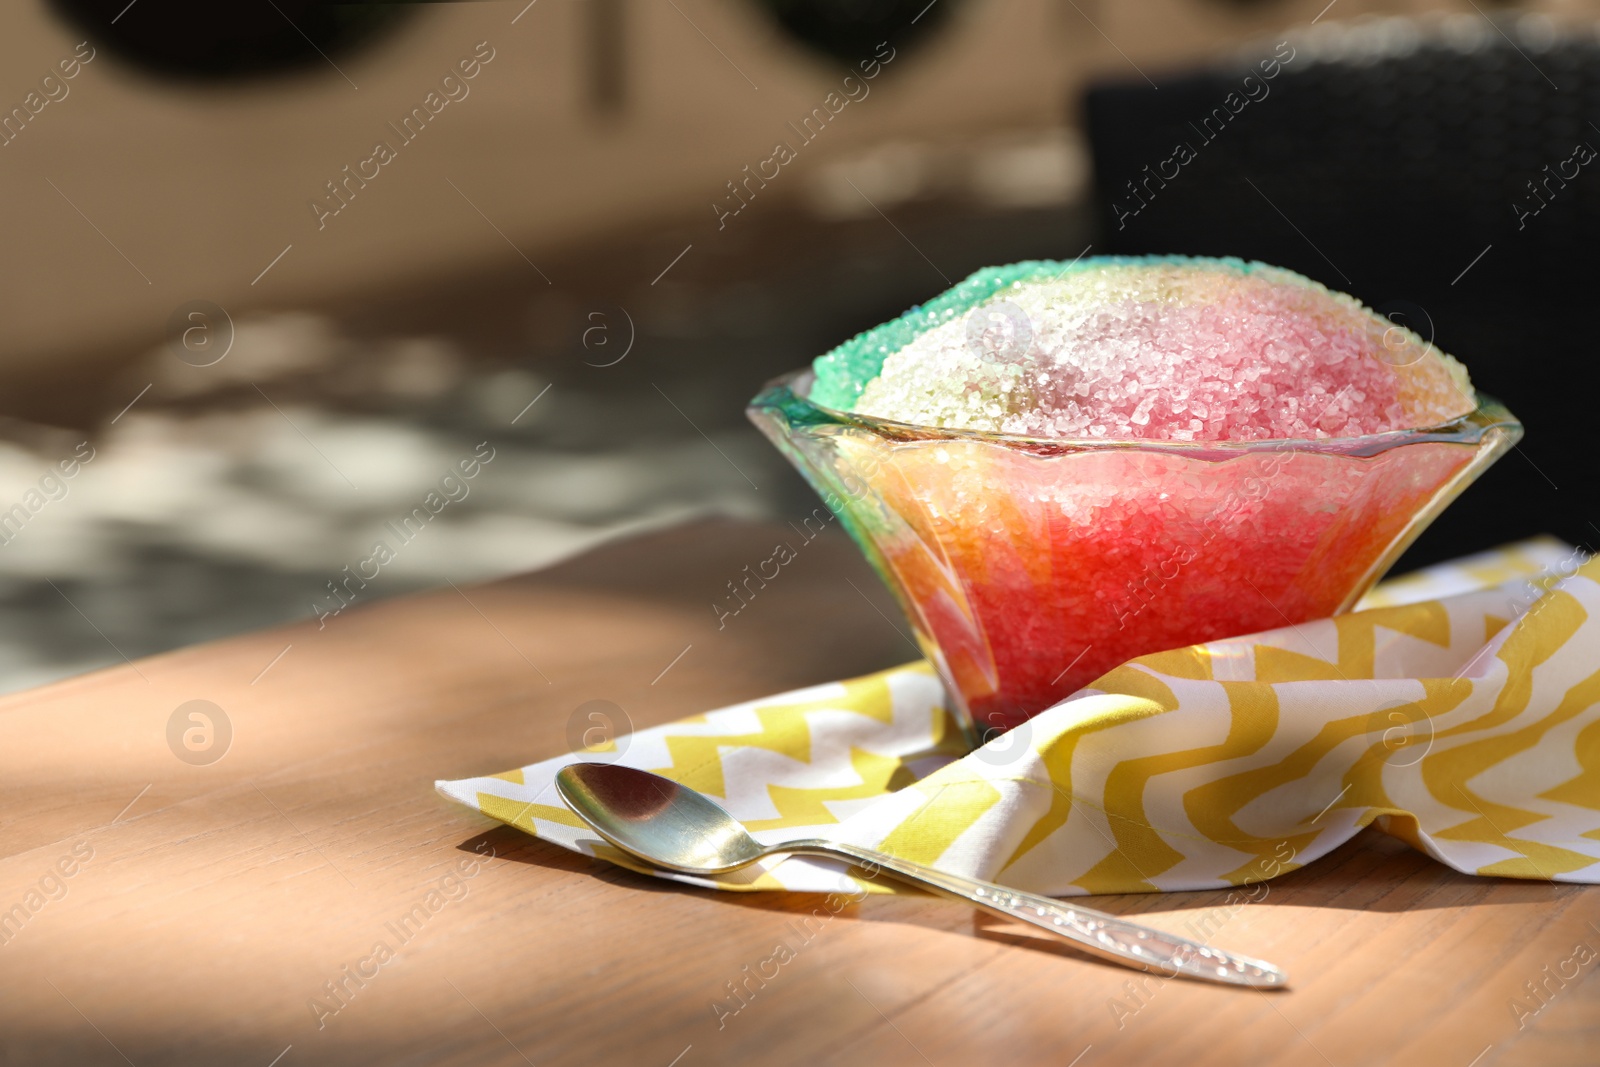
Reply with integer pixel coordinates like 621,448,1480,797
2,519,1596,1066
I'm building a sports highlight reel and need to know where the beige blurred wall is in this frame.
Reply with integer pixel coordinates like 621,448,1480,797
0,0,1544,397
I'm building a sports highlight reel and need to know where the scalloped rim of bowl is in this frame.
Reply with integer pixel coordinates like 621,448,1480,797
754,369,1520,462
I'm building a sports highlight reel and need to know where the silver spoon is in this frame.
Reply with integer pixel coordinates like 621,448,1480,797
554,762,1288,988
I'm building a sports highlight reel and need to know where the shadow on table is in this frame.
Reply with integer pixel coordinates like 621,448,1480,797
457,821,1570,957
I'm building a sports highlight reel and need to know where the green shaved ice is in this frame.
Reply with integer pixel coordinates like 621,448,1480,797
809,261,1058,410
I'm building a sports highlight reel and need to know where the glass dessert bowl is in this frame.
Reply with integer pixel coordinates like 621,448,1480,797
749,370,1520,738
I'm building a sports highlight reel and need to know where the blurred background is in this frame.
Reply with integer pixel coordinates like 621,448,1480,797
0,0,1592,692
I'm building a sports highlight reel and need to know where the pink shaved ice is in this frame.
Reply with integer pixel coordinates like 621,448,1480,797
848,258,1476,441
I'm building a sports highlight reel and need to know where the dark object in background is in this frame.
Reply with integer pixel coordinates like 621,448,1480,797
752,0,956,63
1083,15,1600,566
585,0,628,114
46,0,414,82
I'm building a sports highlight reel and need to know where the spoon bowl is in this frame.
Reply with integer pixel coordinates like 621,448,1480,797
556,760,763,874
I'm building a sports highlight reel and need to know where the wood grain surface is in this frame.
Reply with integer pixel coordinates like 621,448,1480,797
1,518,1596,1067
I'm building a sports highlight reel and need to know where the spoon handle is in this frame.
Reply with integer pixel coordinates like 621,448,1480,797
786,839,1288,989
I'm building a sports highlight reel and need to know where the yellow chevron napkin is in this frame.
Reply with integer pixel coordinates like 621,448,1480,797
437,536,1600,895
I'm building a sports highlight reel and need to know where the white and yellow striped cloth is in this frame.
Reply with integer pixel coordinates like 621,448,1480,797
437,536,1600,895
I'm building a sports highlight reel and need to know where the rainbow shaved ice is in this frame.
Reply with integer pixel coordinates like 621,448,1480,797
813,256,1474,440
757,256,1512,733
